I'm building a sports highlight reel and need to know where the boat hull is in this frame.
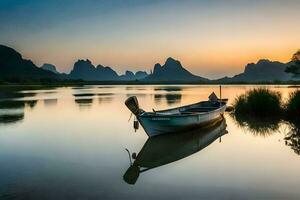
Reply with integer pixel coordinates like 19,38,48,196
138,105,226,137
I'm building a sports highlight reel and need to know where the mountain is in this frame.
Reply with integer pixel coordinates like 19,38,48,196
135,71,148,79
96,64,119,80
218,59,293,82
69,59,95,80
69,59,119,81
0,44,298,83
144,57,208,82
68,59,148,81
119,70,148,80
41,63,59,74
0,45,60,81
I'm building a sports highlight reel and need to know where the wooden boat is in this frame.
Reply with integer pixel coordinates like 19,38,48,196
125,92,227,137
123,117,228,184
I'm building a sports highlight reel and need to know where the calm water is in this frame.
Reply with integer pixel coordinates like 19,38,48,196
0,85,299,200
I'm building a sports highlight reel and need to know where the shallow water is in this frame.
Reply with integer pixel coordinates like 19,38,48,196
0,85,299,199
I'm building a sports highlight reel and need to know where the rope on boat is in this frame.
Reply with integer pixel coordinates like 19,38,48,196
125,148,133,165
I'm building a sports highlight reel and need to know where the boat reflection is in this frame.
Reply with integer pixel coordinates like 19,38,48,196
123,117,228,185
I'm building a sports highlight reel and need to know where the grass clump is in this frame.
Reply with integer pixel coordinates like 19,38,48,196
285,90,300,121
233,88,282,117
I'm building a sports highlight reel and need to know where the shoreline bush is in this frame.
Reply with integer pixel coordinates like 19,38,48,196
285,90,300,121
232,88,300,137
233,88,283,117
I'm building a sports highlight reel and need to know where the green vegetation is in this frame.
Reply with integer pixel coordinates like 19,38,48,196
285,49,300,76
232,88,300,137
232,88,282,136
233,88,282,117
285,90,300,121
233,88,300,121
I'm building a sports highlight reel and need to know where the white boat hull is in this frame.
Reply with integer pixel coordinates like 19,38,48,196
138,104,226,137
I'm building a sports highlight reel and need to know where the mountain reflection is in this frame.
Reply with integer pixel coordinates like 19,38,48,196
123,118,228,185
0,113,24,124
154,87,182,92
75,98,93,109
25,100,38,108
73,93,95,97
0,100,25,109
0,91,36,100
44,99,58,107
126,86,147,91
154,93,182,105
98,97,113,104
97,93,114,104
126,93,147,98
0,100,37,125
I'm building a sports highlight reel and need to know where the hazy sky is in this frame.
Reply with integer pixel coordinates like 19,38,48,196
1,0,299,78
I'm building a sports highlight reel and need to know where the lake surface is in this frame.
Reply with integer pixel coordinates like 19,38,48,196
0,85,299,200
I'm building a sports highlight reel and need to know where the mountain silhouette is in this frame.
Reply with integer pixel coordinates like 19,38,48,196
0,44,298,83
218,59,293,82
119,70,148,80
0,45,59,81
69,59,119,81
135,71,148,79
41,63,59,74
69,59,148,81
144,57,208,82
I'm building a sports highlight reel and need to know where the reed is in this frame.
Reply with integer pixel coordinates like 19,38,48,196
284,90,300,121
233,88,282,117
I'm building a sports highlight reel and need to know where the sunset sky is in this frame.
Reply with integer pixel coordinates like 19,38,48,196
1,0,299,78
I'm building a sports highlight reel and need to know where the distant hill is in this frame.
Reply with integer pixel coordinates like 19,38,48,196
135,71,148,79
217,59,293,82
119,70,148,80
41,63,69,79
41,63,59,74
1,44,299,83
0,45,60,81
143,57,208,82
285,50,300,77
69,59,119,81
68,59,148,81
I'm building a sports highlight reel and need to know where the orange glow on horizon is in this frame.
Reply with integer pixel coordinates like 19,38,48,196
4,0,300,79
